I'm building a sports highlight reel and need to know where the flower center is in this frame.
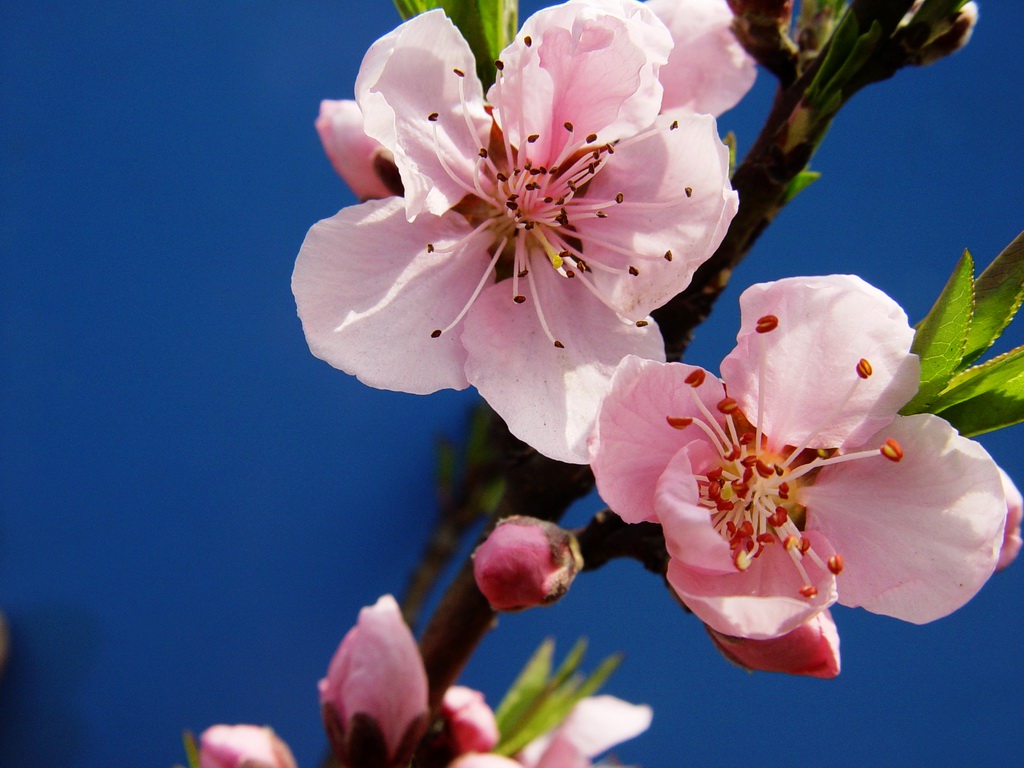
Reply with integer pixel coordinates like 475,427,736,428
666,315,906,598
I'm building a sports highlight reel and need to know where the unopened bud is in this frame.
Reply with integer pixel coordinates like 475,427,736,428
473,517,582,611
706,609,841,678
902,2,978,66
441,686,500,755
198,725,297,768
997,468,1022,572
316,100,404,201
319,595,429,768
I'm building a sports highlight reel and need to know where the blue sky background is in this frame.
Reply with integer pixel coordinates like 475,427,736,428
2,2,1023,766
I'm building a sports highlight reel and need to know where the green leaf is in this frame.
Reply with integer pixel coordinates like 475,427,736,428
901,249,975,414
781,169,821,204
441,0,500,87
182,731,201,768
478,0,517,69
932,344,1024,436
960,230,1024,368
494,638,555,737
807,15,883,109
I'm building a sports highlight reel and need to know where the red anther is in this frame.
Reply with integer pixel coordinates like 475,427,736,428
738,521,754,538
724,447,741,461
757,533,775,545
828,554,845,575
707,482,722,501
706,466,723,481
635,320,648,327
717,499,735,512
430,329,442,339
563,121,573,132
856,358,873,379
800,585,818,598
756,459,774,478
741,467,754,483
717,397,739,414
524,35,533,46
784,535,799,551
731,483,749,499
778,482,790,499
666,416,693,429
739,431,756,445
881,438,904,462
741,455,758,468
585,133,598,143
495,59,505,71
726,521,737,536
798,537,811,555
513,295,526,304
744,539,756,553
684,369,706,387
768,507,788,527
756,314,779,334
453,68,466,77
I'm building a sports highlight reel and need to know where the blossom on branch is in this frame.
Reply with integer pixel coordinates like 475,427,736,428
293,0,738,463
319,595,429,768
198,725,297,768
590,275,1007,639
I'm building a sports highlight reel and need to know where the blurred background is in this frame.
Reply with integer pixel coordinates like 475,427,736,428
2,1,1023,766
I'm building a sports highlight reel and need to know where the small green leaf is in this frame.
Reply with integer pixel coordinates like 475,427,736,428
781,169,821,204
441,0,499,87
807,15,883,109
548,637,587,690
494,638,554,736
901,249,975,414
960,230,1024,368
933,344,1024,436
182,731,201,768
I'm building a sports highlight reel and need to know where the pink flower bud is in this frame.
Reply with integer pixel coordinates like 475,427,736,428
319,595,429,768
997,468,1022,572
198,725,297,768
706,609,841,678
473,517,582,612
315,100,403,201
441,686,500,755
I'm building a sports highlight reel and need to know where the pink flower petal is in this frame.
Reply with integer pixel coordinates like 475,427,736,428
451,756,524,768
489,0,672,162
293,198,484,394
315,99,399,201
590,357,725,523
801,413,1005,623
706,608,841,678
647,0,757,118
199,725,297,768
574,112,737,320
441,686,500,755
462,266,664,464
997,466,1022,571
655,444,734,573
356,10,491,218
556,695,653,759
720,275,920,450
667,529,838,639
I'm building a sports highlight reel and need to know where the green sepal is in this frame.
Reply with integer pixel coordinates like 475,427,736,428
493,638,622,757
900,249,974,414
182,731,201,768
931,344,1024,436
781,168,821,204
959,230,1024,368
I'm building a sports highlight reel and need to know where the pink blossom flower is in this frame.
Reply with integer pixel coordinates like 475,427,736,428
319,595,429,768
647,0,757,118
442,686,501,755
590,275,1007,638
450,695,651,768
997,467,1022,571
198,725,297,768
316,99,403,201
473,516,582,611
293,0,738,463
706,608,840,678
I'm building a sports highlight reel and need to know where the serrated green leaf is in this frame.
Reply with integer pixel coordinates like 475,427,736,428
441,0,499,87
182,731,201,768
960,230,1024,368
494,638,554,735
933,343,1024,436
901,249,975,414
781,169,821,204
